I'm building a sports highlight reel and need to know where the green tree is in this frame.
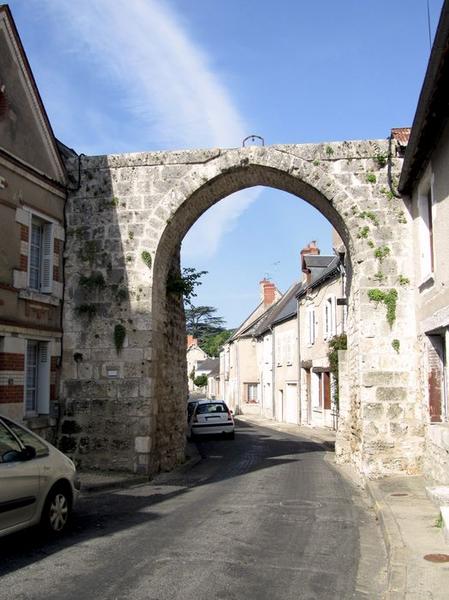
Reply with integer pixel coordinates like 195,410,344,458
193,374,208,388
166,267,207,306
185,305,225,341
327,333,347,410
201,329,234,357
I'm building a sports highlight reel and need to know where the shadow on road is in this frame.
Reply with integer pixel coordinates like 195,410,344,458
0,419,330,576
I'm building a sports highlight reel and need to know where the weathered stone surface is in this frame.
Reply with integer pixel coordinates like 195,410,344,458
59,140,423,478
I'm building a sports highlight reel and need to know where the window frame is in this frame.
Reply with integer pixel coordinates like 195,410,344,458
307,306,316,346
24,339,51,417
25,208,55,294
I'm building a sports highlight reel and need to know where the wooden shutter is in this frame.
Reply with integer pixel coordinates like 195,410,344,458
40,223,53,293
37,342,50,414
323,371,331,409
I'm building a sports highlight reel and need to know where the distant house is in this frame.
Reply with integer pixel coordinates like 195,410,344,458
296,242,345,429
0,6,66,440
398,0,449,484
220,242,346,428
220,279,281,414
253,281,302,422
186,335,208,393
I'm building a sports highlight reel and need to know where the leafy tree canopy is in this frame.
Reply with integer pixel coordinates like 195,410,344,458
193,374,208,388
185,305,225,341
201,329,234,357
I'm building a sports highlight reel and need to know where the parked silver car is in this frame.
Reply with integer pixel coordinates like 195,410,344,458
0,415,80,538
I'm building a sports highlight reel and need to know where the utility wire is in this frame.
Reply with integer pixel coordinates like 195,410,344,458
427,0,432,52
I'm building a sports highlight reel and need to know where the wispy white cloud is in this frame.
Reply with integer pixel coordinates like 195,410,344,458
40,0,259,256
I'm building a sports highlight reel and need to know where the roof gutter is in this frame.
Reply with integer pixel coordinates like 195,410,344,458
399,1,449,195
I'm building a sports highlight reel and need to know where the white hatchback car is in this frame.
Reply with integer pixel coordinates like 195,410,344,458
0,415,80,538
189,400,235,439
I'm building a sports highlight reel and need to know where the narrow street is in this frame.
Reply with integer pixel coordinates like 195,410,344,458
0,420,386,599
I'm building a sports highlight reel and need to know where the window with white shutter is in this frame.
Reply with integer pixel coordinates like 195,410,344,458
307,307,315,345
25,340,50,415
27,214,54,294
40,223,53,293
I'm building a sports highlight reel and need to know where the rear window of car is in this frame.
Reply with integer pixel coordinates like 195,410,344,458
196,403,228,415
3,418,49,458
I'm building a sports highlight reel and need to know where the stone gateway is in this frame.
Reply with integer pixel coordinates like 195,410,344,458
60,140,423,478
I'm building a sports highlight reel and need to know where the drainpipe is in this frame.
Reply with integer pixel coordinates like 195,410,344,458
235,341,240,415
270,326,276,421
296,297,302,425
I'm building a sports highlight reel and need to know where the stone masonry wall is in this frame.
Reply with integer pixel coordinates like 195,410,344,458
59,140,424,478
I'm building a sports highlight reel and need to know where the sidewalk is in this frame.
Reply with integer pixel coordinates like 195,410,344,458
237,414,449,599
366,476,449,600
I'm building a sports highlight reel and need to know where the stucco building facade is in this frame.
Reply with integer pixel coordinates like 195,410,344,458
399,3,449,484
0,6,66,440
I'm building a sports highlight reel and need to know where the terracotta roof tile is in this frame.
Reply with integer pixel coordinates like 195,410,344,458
391,127,411,145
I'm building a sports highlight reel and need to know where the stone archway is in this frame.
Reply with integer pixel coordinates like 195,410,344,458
61,139,423,478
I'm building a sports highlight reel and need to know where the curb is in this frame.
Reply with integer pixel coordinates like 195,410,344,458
80,474,149,494
80,443,202,494
365,481,407,599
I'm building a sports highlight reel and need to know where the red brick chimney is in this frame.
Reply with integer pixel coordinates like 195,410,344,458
300,240,320,284
260,279,276,307
187,335,197,348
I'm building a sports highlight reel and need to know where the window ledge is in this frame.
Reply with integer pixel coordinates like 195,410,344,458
418,275,434,294
24,414,56,430
427,421,449,451
19,289,60,306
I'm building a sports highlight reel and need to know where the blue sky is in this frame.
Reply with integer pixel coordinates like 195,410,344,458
8,0,444,327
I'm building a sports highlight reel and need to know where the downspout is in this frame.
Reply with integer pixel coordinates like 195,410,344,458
296,297,302,425
56,152,85,436
387,135,401,199
270,326,276,421
235,341,240,415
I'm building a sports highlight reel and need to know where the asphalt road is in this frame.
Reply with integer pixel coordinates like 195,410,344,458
0,420,386,599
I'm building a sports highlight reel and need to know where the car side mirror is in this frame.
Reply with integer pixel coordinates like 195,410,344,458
21,445,37,461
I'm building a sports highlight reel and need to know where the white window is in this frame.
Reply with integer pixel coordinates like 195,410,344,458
28,215,53,293
307,306,316,345
247,383,258,403
285,332,293,365
276,333,282,366
324,296,337,340
25,340,50,415
417,171,435,283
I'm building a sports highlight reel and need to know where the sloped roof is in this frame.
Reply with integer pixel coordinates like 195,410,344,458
196,358,219,372
254,281,303,336
399,0,449,194
391,127,411,146
0,5,66,184
297,256,340,298
303,255,334,269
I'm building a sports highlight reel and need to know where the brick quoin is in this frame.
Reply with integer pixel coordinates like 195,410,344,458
53,265,59,282
19,255,28,271
51,356,58,371
0,385,24,402
54,238,61,253
0,353,25,370
20,224,29,241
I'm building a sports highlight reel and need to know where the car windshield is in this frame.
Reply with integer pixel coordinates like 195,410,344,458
196,403,228,415
3,417,49,458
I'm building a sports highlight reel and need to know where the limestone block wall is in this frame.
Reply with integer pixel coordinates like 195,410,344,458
59,140,424,478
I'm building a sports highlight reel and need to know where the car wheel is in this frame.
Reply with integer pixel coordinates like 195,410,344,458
41,484,72,534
